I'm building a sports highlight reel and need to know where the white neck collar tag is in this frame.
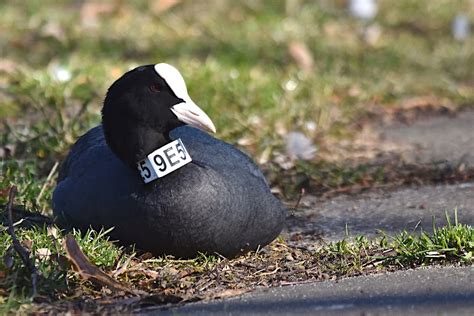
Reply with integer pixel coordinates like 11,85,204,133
137,138,192,184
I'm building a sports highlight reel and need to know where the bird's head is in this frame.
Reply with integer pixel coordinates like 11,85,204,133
102,63,216,166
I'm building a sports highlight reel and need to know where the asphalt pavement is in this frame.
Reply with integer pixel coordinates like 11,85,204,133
154,266,474,315
286,182,474,242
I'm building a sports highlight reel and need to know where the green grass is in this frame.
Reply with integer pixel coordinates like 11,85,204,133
389,212,474,264
1,1,473,203
0,0,473,312
0,211,472,313
0,226,122,295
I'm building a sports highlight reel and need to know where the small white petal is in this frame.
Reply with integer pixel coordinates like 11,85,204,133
305,121,317,132
230,69,240,79
52,65,71,82
284,79,298,92
349,0,378,21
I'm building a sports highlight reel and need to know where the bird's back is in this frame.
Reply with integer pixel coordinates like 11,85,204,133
53,125,286,257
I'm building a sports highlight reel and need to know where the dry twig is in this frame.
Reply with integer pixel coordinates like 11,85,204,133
5,185,39,297
293,188,305,211
36,161,59,205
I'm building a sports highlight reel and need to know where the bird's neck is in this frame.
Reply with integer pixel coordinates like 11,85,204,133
103,122,171,168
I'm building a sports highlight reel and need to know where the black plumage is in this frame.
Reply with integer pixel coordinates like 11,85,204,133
53,64,286,258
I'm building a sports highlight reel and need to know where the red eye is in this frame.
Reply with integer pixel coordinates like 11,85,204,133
149,84,160,92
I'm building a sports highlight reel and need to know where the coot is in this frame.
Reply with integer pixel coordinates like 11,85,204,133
53,64,286,258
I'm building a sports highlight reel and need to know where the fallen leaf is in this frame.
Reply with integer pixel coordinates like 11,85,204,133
81,1,118,28
47,226,59,239
22,239,32,250
258,146,272,165
42,21,65,41
139,252,154,260
237,137,255,146
274,153,294,170
36,248,52,260
0,59,16,73
288,41,314,73
151,0,181,14
363,24,382,45
112,254,135,278
213,289,248,299
63,234,137,294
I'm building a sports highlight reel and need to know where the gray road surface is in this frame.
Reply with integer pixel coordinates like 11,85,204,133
287,182,474,242
155,266,474,315
380,110,474,166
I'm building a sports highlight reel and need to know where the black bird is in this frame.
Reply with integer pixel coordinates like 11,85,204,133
53,63,286,258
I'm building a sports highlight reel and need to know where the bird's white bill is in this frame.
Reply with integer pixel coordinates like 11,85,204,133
171,100,216,134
